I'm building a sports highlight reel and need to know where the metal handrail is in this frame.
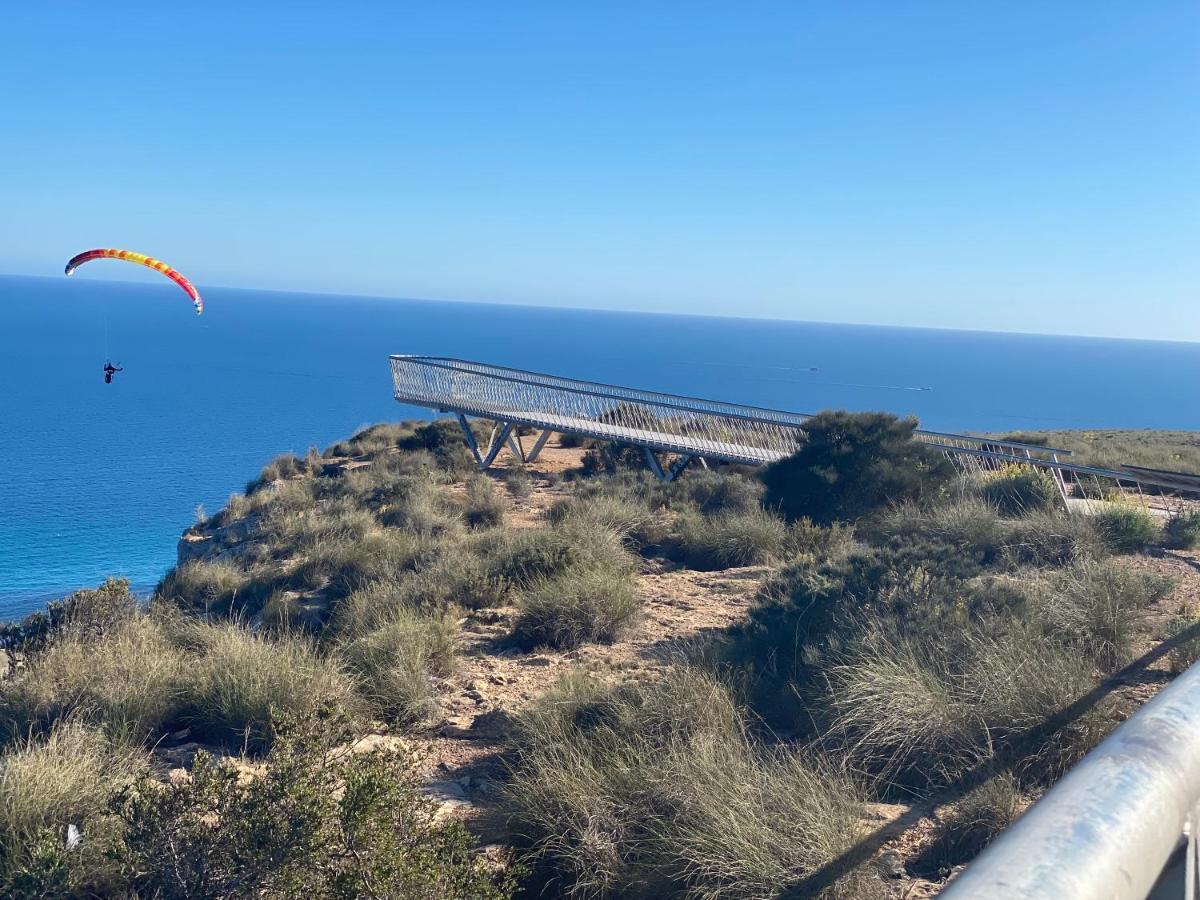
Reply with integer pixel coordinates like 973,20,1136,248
941,660,1200,899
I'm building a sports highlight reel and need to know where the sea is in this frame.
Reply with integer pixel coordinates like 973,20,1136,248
2,273,1199,619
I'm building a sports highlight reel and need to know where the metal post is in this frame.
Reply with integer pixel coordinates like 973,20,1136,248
941,660,1200,900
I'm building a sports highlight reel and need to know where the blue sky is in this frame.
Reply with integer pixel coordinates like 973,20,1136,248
1,2,1196,340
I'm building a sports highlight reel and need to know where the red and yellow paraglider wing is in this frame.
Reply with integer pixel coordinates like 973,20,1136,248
64,248,203,315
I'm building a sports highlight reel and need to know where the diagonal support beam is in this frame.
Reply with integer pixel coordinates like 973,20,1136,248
456,414,483,466
507,429,526,463
481,421,515,469
524,429,552,464
643,447,694,482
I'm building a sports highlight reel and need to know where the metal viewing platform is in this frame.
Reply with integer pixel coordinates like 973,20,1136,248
388,356,1200,503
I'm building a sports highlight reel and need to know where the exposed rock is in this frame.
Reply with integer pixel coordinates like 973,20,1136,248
159,742,201,768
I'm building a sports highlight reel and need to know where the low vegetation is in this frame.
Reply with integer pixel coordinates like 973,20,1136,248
3,413,1192,897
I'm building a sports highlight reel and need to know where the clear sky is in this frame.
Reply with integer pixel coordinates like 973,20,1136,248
1,2,1196,340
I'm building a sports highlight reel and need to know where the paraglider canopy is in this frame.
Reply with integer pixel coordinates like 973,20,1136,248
64,249,203,315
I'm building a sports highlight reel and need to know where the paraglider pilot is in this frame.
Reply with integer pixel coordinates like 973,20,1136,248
103,362,122,384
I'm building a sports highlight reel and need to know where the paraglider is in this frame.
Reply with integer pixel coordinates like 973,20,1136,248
102,362,122,384
64,249,203,315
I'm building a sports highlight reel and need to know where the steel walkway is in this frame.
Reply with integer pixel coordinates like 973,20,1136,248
388,355,1200,499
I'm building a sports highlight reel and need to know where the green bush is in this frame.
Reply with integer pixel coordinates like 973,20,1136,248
760,411,954,525
110,713,514,899
667,509,789,570
0,578,136,657
1037,559,1173,672
1164,511,1200,550
506,668,873,899
511,565,640,649
667,470,764,516
548,492,668,551
579,443,648,477
1092,505,1161,554
396,418,478,475
979,467,1059,516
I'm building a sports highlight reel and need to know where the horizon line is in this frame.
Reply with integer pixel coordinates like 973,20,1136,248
3,269,1194,349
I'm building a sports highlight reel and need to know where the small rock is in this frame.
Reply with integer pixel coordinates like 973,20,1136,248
168,728,191,742
522,656,552,667
464,689,486,703
487,673,508,685
878,850,906,879
160,742,201,768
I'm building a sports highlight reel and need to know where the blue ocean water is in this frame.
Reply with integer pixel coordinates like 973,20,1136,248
2,273,1199,618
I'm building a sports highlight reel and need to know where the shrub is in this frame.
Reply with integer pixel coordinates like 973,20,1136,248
396,419,478,475
338,608,456,725
979,466,1059,516
913,773,1024,874
760,411,954,525
110,713,514,899
0,617,185,743
579,443,647,477
548,492,668,550
786,518,857,560
0,578,136,657
667,470,764,516
667,509,789,570
462,476,505,529
1164,511,1200,550
1092,505,1161,554
506,668,873,899
1037,559,1173,671
872,497,1006,565
180,624,361,753
511,565,640,649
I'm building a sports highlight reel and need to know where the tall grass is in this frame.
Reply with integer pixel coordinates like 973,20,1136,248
337,607,456,725
507,668,874,898
511,565,641,649
176,622,362,753
1036,559,1173,671
829,625,1105,788
0,617,186,743
1091,505,1161,554
668,509,790,570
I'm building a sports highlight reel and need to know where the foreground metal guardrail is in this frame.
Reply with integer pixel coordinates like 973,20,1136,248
941,660,1200,900
387,356,1200,503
